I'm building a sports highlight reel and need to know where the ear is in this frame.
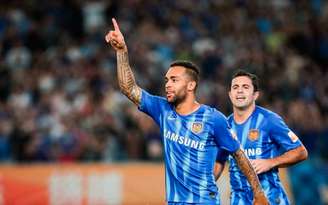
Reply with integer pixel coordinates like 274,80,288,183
187,81,197,91
254,91,259,100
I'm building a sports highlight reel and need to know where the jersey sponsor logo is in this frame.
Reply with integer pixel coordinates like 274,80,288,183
248,129,259,141
191,122,203,134
243,148,262,157
164,129,205,150
288,131,299,143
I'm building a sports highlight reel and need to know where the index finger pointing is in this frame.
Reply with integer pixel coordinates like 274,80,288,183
112,18,120,32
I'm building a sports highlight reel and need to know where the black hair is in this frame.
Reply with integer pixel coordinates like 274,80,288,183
169,60,200,89
230,70,259,92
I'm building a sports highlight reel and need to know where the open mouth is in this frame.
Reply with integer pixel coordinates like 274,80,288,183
236,96,246,101
166,91,174,98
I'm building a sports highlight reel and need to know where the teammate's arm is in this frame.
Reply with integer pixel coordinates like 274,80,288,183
213,161,225,181
250,115,308,174
214,149,229,181
271,145,308,168
251,145,307,174
232,149,269,205
105,18,141,106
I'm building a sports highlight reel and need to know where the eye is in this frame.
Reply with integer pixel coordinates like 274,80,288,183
172,78,178,83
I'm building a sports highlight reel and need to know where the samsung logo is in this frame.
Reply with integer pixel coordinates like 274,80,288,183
164,129,205,150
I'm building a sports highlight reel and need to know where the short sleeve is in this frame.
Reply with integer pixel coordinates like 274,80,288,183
269,114,302,152
212,111,240,153
216,148,229,163
138,89,166,125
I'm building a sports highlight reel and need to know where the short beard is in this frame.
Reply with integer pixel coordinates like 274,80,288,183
170,91,187,107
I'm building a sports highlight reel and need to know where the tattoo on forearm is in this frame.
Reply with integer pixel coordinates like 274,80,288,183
117,51,141,105
232,149,262,194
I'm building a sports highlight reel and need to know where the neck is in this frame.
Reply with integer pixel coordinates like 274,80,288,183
175,95,200,115
233,103,256,124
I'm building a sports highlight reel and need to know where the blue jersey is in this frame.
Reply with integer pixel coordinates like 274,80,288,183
139,90,240,204
218,106,303,205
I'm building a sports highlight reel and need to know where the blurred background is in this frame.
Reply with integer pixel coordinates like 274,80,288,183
0,0,327,204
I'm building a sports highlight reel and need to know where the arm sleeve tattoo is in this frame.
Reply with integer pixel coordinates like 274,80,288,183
232,149,263,194
117,50,141,106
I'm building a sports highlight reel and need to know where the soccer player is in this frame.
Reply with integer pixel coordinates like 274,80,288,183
105,18,269,205
215,70,308,205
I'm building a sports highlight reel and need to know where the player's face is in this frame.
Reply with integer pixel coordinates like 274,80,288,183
229,76,259,110
165,66,190,104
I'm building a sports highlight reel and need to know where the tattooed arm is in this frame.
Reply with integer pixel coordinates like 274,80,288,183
232,149,269,205
116,50,141,106
105,18,141,106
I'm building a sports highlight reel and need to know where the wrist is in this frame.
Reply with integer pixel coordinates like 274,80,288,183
269,158,279,169
116,45,128,52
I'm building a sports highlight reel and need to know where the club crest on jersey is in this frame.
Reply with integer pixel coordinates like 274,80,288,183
191,122,203,134
248,129,259,141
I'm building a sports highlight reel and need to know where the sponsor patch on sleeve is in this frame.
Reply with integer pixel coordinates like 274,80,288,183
288,131,299,143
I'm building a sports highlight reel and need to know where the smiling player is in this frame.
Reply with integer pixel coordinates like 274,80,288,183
215,70,308,205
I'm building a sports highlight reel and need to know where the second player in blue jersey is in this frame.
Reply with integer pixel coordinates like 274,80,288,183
215,70,308,205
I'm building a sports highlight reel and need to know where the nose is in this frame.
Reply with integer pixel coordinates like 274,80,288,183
165,80,171,89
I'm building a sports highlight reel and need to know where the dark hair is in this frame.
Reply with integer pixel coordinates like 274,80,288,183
230,70,259,92
170,60,200,89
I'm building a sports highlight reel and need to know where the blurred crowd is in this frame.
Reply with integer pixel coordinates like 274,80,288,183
0,0,327,166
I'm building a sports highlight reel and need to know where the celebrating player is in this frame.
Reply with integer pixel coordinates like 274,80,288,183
215,70,308,204
105,18,269,205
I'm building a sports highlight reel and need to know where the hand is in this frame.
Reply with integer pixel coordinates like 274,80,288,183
253,191,270,205
250,159,275,174
105,18,127,51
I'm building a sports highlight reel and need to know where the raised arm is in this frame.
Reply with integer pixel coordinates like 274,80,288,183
232,149,269,205
105,18,142,106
